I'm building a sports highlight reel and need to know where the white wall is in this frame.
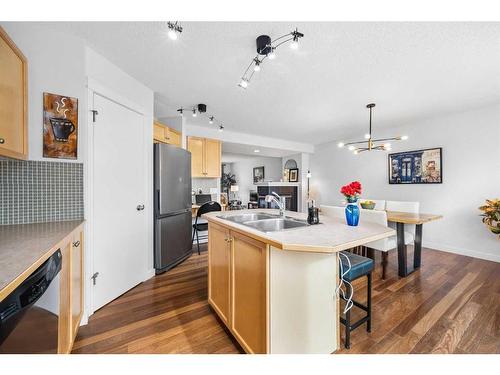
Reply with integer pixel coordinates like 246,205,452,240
227,156,283,205
1,22,86,162
310,104,500,262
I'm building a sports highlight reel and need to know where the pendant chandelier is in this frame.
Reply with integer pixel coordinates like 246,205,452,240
337,103,408,155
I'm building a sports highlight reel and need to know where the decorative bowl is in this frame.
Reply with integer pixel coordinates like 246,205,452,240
360,201,375,210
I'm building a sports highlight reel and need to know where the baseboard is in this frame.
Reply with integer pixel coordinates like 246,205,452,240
423,240,500,263
144,268,156,281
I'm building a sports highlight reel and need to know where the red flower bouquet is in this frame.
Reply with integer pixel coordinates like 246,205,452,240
340,181,362,203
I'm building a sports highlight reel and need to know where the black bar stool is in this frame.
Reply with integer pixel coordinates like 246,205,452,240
192,201,221,255
338,251,374,349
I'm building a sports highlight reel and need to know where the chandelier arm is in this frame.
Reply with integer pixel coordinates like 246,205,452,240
370,136,403,142
343,140,371,146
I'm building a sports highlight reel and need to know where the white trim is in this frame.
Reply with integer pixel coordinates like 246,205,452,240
423,241,500,263
84,77,152,320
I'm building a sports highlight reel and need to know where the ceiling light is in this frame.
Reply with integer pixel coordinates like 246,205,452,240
239,78,249,89
339,103,410,155
267,48,276,60
209,116,214,124
192,109,197,117
167,21,183,40
254,58,261,72
254,149,260,153
218,125,224,132
337,142,345,148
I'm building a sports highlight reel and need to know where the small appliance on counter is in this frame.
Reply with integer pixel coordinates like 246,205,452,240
307,199,320,225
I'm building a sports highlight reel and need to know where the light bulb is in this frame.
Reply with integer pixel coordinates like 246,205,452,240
401,135,409,140
364,133,371,139
254,149,260,153
353,150,359,155
192,109,197,117
254,61,261,72
167,29,178,40
290,40,299,49
384,143,392,151
337,142,345,148
218,125,224,132
268,48,276,60
239,79,248,88
209,117,214,124
348,145,355,151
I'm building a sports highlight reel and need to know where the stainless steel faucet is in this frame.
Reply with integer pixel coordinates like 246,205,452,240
265,192,286,217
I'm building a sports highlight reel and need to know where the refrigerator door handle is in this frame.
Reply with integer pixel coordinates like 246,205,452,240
156,189,161,212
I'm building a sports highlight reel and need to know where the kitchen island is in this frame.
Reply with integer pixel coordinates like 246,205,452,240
203,209,395,354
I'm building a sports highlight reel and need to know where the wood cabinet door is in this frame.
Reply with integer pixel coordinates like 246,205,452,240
70,230,83,342
208,223,231,325
166,128,182,146
187,136,205,177
231,232,268,353
0,27,27,160
153,122,166,143
204,138,221,177
58,242,72,354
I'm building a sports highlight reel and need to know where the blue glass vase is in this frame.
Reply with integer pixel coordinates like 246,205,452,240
345,200,360,226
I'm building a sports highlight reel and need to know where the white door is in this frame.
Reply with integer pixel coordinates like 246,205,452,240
92,92,147,311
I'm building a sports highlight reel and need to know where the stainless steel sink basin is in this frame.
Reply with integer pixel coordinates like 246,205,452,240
242,218,309,232
218,213,278,223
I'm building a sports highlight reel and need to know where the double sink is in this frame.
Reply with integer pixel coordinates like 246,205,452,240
217,212,309,233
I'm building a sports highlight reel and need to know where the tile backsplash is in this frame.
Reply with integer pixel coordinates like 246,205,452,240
0,159,84,225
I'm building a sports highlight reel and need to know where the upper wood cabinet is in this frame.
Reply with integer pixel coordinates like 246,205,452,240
187,136,221,178
153,120,181,147
0,26,28,160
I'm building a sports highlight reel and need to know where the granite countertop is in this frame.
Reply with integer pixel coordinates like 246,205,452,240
203,209,395,253
0,220,84,300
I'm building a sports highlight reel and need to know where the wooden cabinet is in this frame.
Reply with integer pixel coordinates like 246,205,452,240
208,223,269,353
208,223,231,325
231,232,268,354
0,27,28,160
187,136,221,178
153,120,182,147
58,228,84,354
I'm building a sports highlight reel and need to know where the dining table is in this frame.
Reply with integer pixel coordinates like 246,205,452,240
386,211,443,277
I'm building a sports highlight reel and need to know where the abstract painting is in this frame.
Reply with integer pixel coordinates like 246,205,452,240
43,92,78,159
389,147,442,184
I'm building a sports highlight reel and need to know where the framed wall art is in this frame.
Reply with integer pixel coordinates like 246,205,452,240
253,166,265,183
388,147,442,184
289,168,299,182
43,92,78,159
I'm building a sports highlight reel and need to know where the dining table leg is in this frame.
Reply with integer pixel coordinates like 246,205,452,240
414,224,423,269
396,222,408,277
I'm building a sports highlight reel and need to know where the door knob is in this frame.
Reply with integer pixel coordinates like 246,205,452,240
136,204,145,211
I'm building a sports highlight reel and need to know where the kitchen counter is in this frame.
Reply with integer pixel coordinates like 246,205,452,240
0,220,84,301
204,209,395,354
203,209,395,253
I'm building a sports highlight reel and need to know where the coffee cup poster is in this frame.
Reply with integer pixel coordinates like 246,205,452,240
43,92,78,159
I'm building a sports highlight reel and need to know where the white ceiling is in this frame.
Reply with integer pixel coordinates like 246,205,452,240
222,142,293,160
44,22,500,144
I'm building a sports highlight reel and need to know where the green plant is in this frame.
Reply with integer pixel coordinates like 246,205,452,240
479,199,500,239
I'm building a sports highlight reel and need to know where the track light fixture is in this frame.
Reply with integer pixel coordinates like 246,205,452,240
337,103,409,155
238,28,304,89
167,21,183,40
177,104,226,132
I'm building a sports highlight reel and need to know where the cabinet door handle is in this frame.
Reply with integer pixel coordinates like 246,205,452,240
136,204,145,211
73,240,80,247
0,138,5,144
224,237,233,243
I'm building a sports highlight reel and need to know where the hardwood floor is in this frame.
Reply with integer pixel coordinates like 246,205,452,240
73,244,500,354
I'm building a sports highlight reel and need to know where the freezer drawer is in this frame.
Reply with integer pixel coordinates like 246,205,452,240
154,211,192,273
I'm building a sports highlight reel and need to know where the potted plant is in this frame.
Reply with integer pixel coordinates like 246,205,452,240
479,199,500,239
340,181,362,226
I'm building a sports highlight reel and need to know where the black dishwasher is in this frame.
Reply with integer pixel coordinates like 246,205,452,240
0,249,62,354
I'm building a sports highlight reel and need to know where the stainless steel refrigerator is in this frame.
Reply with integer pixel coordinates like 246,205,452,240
154,143,192,274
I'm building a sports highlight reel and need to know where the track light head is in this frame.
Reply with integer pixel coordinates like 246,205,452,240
253,58,261,72
267,47,276,60
239,78,249,89
209,116,214,124
218,125,224,132
192,108,197,117
177,108,183,115
167,21,183,40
